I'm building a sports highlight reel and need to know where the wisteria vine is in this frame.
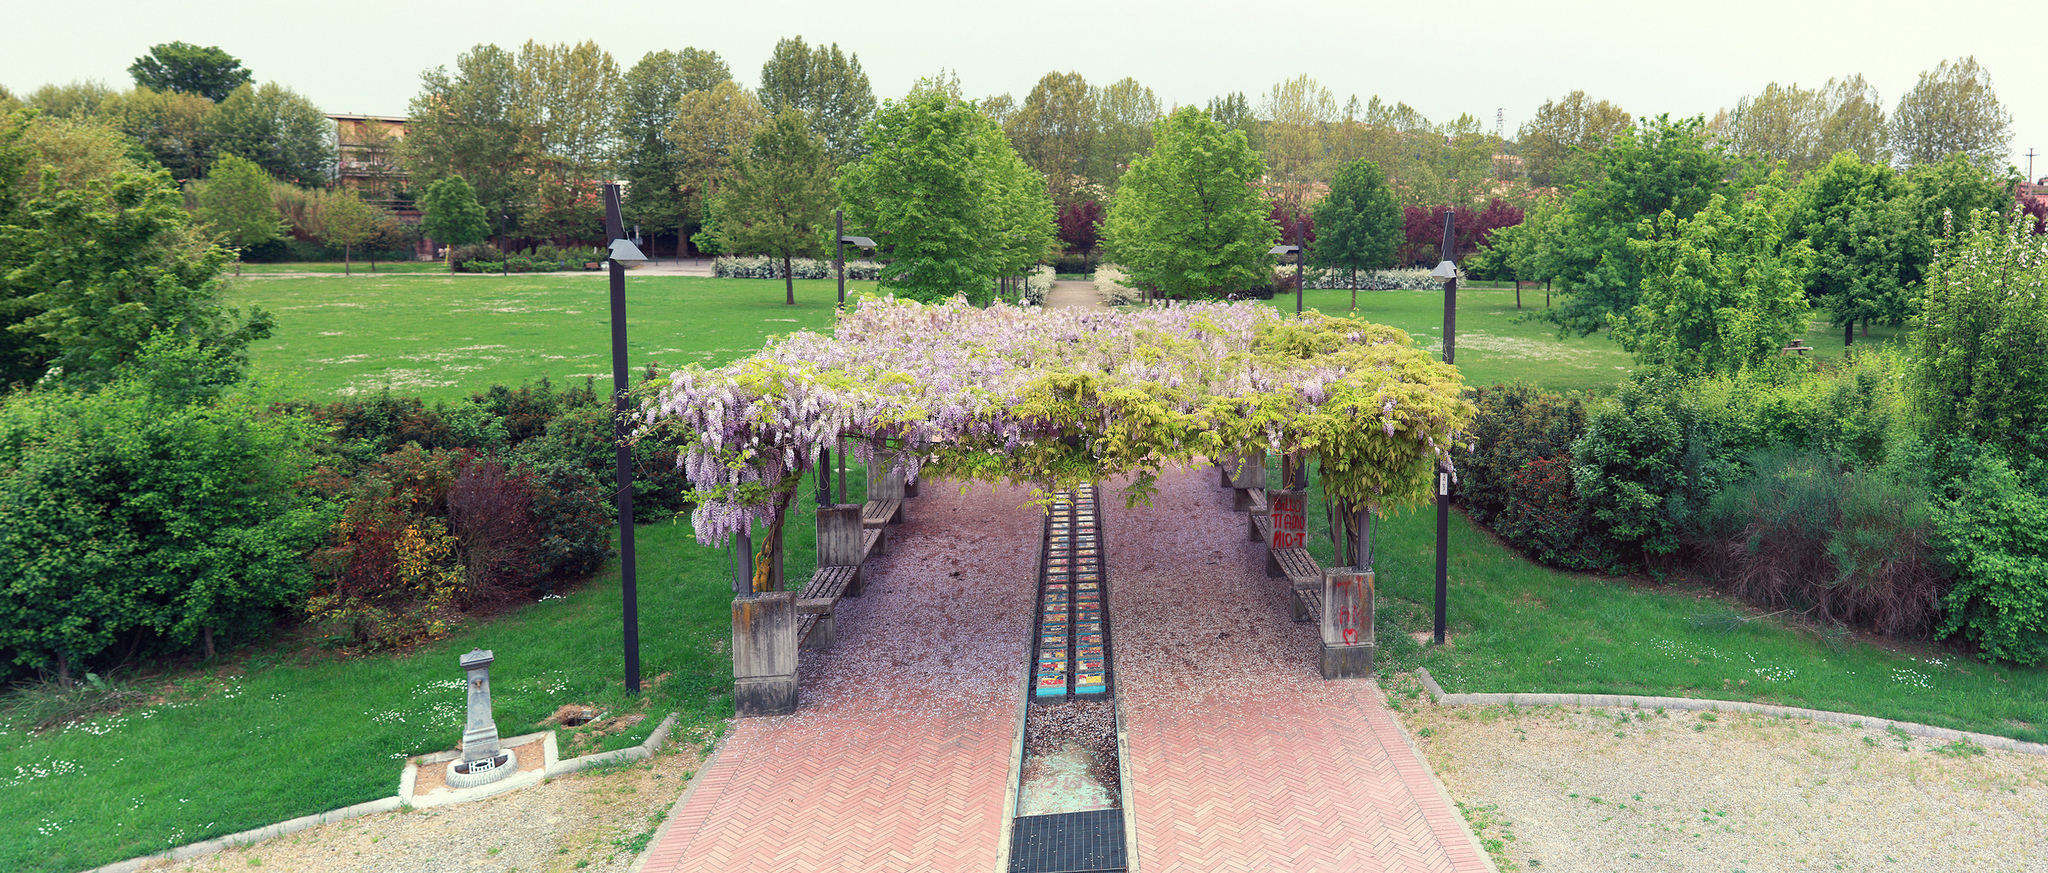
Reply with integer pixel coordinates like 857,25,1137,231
635,298,1475,546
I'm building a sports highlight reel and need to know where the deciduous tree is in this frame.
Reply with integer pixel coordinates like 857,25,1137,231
836,82,1055,302
320,189,382,275
1609,183,1814,377
1892,56,2012,169
1517,91,1632,189
405,44,534,239
618,48,730,257
194,153,283,273
128,42,252,102
1008,71,1096,204
1311,158,1401,304
1089,77,1159,189
1910,211,2048,451
668,79,767,252
417,174,491,252
758,36,875,165
205,82,333,185
1790,153,1915,346
1718,76,1889,176
1102,107,1276,300
704,111,838,304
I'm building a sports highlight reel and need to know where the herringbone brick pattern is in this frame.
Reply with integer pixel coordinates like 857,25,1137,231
639,482,1041,873
1108,468,1493,873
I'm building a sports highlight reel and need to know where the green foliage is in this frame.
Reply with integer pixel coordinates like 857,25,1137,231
1693,346,1911,466
1791,152,1916,343
618,47,729,249
1909,212,2048,455
1932,449,2048,664
317,189,381,273
1697,449,1942,635
1310,158,1402,293
204,82,333,185
1891,56,2013,169
1516,90,1632,190
418,175,491,249
1609,183,1813,377
194,153,283,251
1102,106,1277,300
836,82,1056,303
127,42,252,103
0,344,331,672
1570,373,1732,567
757,36,875,165
1543,115,1734,335
404,44,532,234
10,159,272,387
1459,383,1606,570
704,111,838,304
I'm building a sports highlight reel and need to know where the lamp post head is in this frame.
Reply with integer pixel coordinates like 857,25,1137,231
609,238,650,263
1430,260,1459,280
1269,245,1300,256
840,235,876,249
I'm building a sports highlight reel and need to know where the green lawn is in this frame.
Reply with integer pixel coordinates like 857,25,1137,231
1270,455,2048,745
225,274,870,401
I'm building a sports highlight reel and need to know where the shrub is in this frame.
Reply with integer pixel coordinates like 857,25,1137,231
1460,383,1589,525
1094,264,1145,306
446,243,501,272
1292,267,1442,291
1570,373,1734,569
1931,449,2048,664
1695,348,1910,467
1911,212,2048,458
0,379,332,674
447,456,547,603
1022,264,1056,306
504,255,534,273
1494,456,1612,571
1051,252,1099,275
711,255,882,280
1696,449,1943,636
306,444,466,648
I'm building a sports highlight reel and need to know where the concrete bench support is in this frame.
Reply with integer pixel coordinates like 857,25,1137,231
1320,569,1375,680
733,591,798,716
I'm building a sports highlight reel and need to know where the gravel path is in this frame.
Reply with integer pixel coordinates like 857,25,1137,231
1386,674,2048,872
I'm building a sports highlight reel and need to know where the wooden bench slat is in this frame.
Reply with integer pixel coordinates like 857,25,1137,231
862,526,884,559
1294,588,1323,624
861,498,903,527
1251,513,1273,541
1273,547,1321,590
798,565,859,614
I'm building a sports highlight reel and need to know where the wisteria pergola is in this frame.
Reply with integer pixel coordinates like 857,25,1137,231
634,299,1475,568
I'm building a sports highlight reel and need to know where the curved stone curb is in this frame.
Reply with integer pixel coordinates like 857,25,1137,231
80,713,681,873
1412,668,2048,756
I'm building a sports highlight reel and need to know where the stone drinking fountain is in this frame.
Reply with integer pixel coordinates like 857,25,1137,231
445,648,517,789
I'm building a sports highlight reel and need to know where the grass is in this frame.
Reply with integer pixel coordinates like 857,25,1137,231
1269,454,2048,745
1273,284,1905,395
224,274,872,401
0,456,858,873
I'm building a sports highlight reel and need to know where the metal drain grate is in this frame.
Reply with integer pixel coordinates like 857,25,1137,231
1008,809,1127,873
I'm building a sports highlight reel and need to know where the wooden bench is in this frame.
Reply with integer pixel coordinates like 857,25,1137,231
863,458,909,527
797,565,860,649
1294,585,1323,625
861,498,903,528
1220,450,1268,511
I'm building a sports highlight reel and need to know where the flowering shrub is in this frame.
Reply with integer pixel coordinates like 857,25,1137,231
1297,267,1441,291
1022,264,1056,306
638,298,1475,549
712,255,884,281
1094,264,1145,306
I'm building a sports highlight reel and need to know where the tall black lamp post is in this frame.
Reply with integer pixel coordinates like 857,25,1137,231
603,183,650,692
1429,209,1458,646
1269,244,1304,314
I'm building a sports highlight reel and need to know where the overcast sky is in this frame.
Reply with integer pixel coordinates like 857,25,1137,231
5,0,2042,178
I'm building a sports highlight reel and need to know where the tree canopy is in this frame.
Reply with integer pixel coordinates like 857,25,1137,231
417,175,491,248
618,47,729,252
703,111,838,305
1891,56,2012,169
758,36,875,165
1517,90,1633,189
128,42,253,102
1102,106,1277,300
206,82,334,185
836,82,1055,302
1310,158,1401,299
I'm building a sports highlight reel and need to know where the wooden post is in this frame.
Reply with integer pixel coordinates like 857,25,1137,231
1229,449,1268,511
1320,569,1374,680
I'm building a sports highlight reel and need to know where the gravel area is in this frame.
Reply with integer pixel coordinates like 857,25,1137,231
1387,673,2048,872
143,737,708,873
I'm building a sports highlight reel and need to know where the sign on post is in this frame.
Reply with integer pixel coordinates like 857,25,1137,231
1270,491,1307,550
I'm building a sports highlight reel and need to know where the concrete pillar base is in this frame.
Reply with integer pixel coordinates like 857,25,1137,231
1321,644,1374,680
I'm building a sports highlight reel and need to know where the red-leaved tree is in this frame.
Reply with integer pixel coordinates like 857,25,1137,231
1057,200,1105,253
1400,198,1527,264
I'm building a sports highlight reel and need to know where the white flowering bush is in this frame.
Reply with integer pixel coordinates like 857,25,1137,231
636,299,1474,549
712,255,884,281
1022,264,1056,305
1094,264,1145,306
1294,267,1442,291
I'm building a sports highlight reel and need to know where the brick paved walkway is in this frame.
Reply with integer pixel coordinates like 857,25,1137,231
640,468,1490,873
638,482,1040,873
1107,468,1493,873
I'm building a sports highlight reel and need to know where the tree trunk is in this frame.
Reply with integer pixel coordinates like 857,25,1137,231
1350,268,1358,311
1515,280,1522,310
203,626,216,660
784,253,795,305
344,243,352,276
1844,320,1854,348
55,652,70,687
